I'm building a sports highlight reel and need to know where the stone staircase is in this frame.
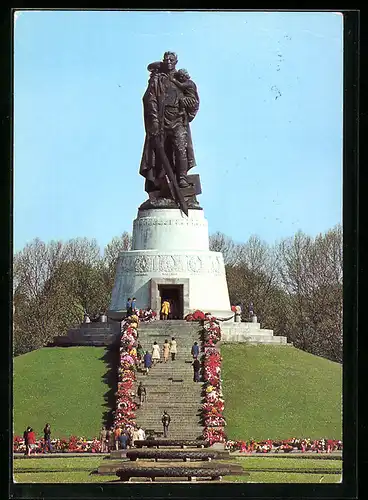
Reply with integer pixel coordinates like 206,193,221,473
135,321,204,440
220,321,290,345
52,321,121,346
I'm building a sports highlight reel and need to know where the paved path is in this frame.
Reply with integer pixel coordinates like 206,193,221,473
14,450,342,459
231,451,342,459
13,453,111,459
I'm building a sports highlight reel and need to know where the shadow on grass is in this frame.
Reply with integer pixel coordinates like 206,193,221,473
100,335,121,429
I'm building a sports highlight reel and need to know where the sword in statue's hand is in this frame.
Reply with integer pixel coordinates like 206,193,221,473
151,133,189,217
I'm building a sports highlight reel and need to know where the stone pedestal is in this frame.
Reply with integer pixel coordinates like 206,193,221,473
109,208,232,319
132,208,209,251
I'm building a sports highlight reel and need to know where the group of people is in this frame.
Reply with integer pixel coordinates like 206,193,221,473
83,311,107,324
126,297,137,317
23,423,51,456
134,337,178,375
118,300,202,440
137,307,157,322
125,297,179,321
138,338,201,382
99,425,146,451
100,410,172,448
231,302,256,322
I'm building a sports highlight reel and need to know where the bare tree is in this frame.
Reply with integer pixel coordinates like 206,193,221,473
235,235,281,316
13,237,112,355
276,225,342,362
13,226,342,362
209,232,241,266
102,232,132,290
13,239,69,354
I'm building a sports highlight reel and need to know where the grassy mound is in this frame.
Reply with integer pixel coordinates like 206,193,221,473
221,344,342,441
13,344,342,442
13,347,108,438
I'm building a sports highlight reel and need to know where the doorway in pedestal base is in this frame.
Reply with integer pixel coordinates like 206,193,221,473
150,278,189,320
158,285,184,319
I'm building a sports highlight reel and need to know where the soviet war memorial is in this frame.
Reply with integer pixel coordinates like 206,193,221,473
12,11,344,485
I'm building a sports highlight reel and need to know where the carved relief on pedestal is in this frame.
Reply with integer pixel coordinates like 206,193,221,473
120,256,132,273
173,255,185,272
159,255,177,273
133,255,154,273
187,255,202,273
117,253,225,276
134,218,207,228
210,255,223,276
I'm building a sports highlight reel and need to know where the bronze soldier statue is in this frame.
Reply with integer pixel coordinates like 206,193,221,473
139,51,201,213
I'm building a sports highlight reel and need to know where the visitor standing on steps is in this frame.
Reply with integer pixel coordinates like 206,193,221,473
99,426,107,453
235,303,242,322
131,297,137,313
43,423,53,453
23,426,30,456
161,299,170,320
27,427,36,456
161,411,171,438
137,381,147,404
114,426,121,450
192,357,201,382
106,427,114,452
143,351,152,375
126,298,132,317
137,426,146,441
119,429,129,450
152,341,161,365
137,343,145,370
163,339,170,363
132,426,140,447
170,337,177,361
127,427,134,448
191,341,200,359
109,428,115,451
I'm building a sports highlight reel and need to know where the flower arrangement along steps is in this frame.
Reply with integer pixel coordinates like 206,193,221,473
135,321,204,441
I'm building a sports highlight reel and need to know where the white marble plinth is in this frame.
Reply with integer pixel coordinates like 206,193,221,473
109,249,232,318
132,209,209,251
109,208,232,319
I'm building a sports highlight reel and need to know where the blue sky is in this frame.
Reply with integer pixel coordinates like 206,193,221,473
13,10,343,252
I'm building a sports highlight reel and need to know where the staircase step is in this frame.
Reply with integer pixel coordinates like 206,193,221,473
132,322,205,440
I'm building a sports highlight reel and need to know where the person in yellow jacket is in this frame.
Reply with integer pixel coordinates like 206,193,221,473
161,299,170,320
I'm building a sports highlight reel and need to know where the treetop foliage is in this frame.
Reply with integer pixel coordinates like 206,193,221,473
13,226,342,362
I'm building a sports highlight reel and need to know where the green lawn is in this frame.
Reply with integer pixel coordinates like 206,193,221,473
227,457,341,483
13,457,342,484
13,457,116,483
13,347,108,438
13,344,342,443
221,344,342,441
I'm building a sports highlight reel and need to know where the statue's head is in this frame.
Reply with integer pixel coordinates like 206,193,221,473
162,51,178,71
